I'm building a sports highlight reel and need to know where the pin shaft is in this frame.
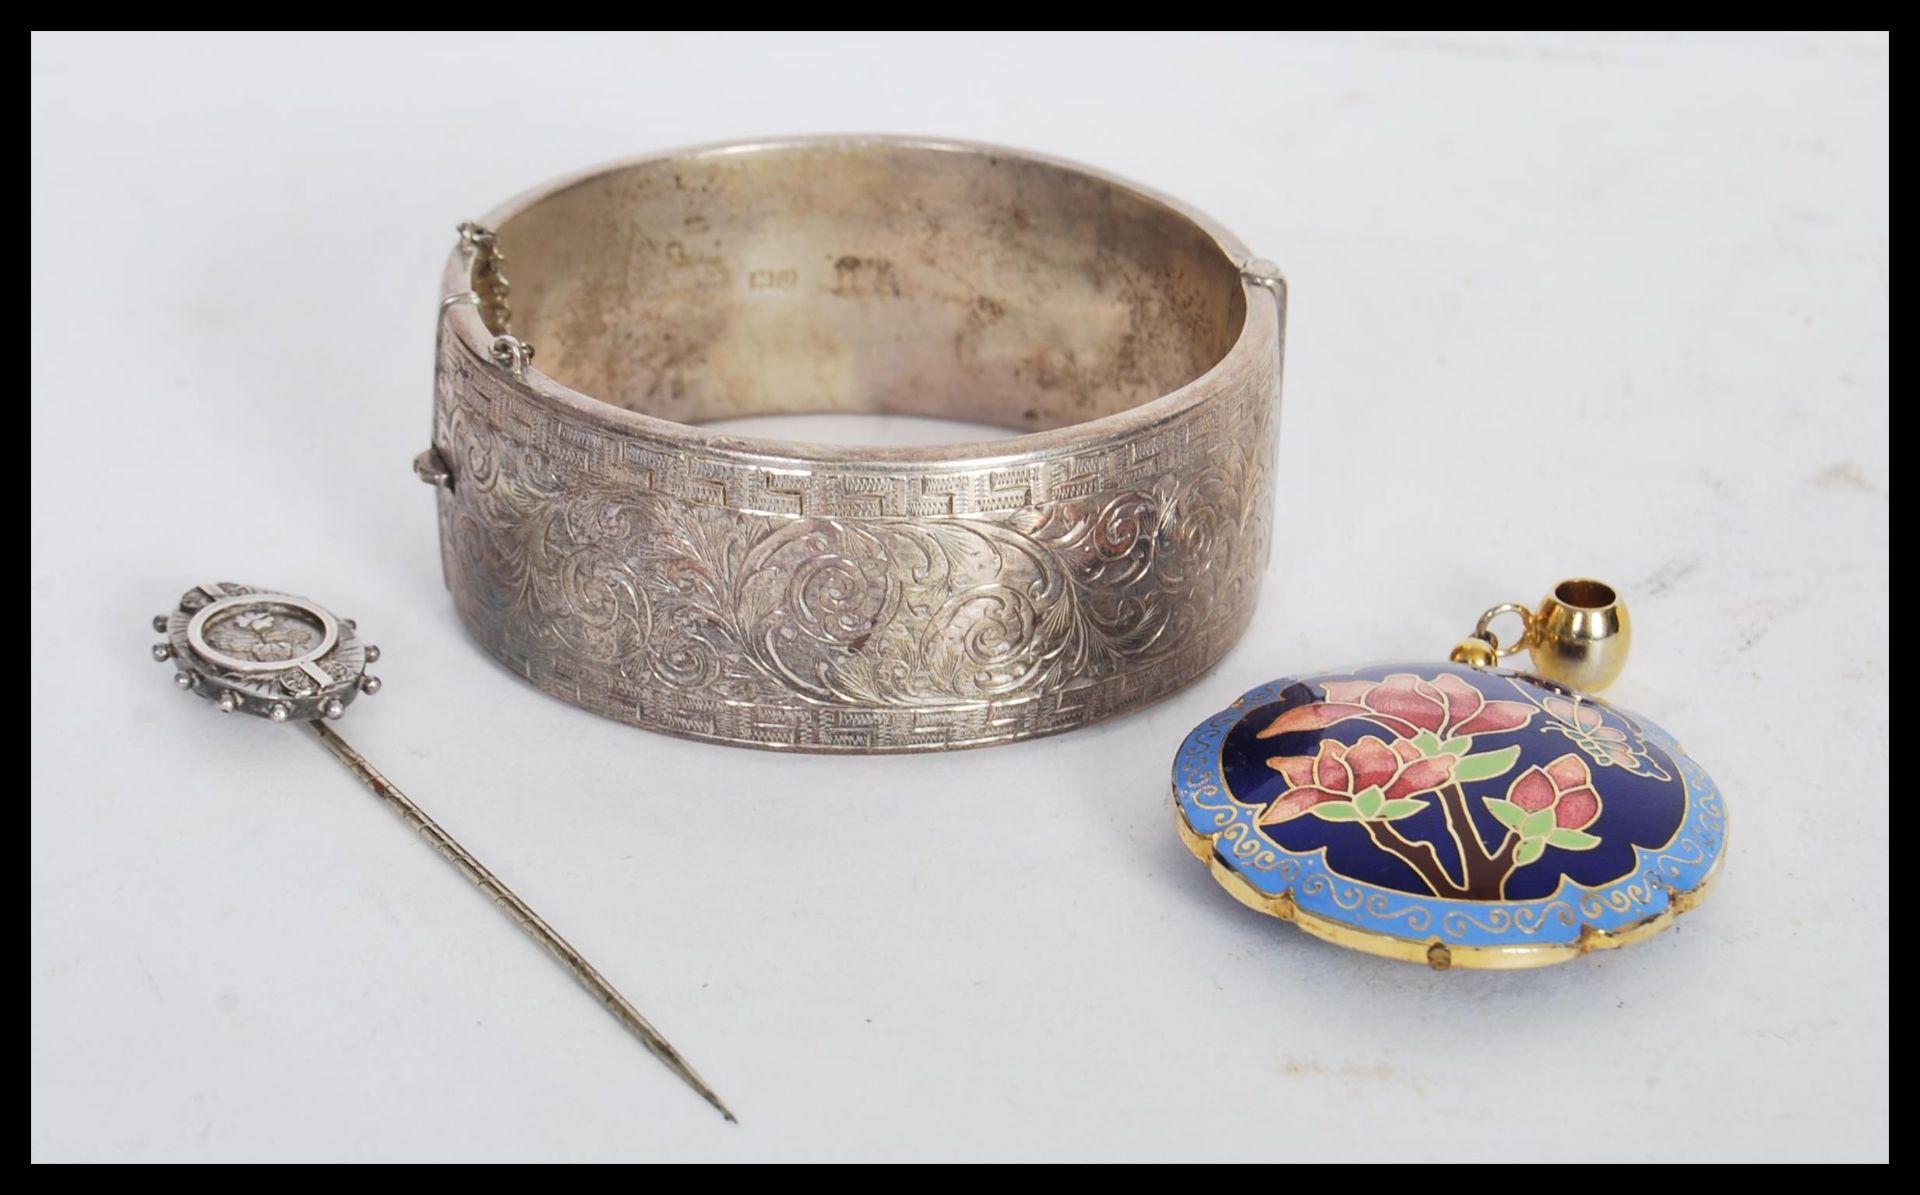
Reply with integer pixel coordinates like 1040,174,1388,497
306,720,735,1122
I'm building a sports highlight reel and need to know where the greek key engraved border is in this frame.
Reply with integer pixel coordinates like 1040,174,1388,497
429,306,1280,752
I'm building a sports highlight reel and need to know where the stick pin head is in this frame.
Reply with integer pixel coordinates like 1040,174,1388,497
152,583,380,723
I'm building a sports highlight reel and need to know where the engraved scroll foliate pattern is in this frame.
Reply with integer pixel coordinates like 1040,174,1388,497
430,343,1277,748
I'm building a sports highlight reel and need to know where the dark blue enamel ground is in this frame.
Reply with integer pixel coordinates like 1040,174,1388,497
1221,664,1685,899
1173,662,1727,949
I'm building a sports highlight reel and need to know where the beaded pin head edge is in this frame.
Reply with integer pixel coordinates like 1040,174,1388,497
152,582,381,723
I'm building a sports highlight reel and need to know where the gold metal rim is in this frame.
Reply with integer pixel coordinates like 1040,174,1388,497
1171,790,1725,971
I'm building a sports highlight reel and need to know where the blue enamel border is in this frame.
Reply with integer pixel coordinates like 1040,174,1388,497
1174,674,1728,949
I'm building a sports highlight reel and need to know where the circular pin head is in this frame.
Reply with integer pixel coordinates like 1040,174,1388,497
1173,663,1726,969
154,583,379,722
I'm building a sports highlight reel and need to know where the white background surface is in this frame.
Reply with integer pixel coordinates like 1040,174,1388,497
30,32,1888,1162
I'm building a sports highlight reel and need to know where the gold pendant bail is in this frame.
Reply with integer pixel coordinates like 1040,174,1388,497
1453,579,1632,693
1530,578,1631,692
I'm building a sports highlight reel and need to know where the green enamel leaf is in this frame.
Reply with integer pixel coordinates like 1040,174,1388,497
1439,735,1473,757
1453,745,1522,783
1354,786,1385,818
1310,801,1363,822
1412,730,1443,756
1514,838,1546,866
1521,808,1557,838
1483,797,1526,830
1547,828,1601,851
1375,799,1428,820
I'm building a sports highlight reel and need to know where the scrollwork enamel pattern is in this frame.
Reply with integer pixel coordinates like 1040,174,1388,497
1172,666,1726,969
426,140,1283,752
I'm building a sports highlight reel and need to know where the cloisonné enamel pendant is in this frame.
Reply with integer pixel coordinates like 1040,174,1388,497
1173,580,1726,969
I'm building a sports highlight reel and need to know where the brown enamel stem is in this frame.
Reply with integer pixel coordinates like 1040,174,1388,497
1364,821,1470,899
1439,782,1519,900
1487,834,1521,900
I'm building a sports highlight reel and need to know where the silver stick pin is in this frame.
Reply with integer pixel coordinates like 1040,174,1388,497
152,582,736,1123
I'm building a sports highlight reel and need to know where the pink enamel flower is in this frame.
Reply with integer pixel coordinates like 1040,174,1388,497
1259,735,1458,825
1257,673,1536,743
1508,755,1602,831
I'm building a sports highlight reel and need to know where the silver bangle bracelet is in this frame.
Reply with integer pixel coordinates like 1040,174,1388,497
420,136,1285,752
